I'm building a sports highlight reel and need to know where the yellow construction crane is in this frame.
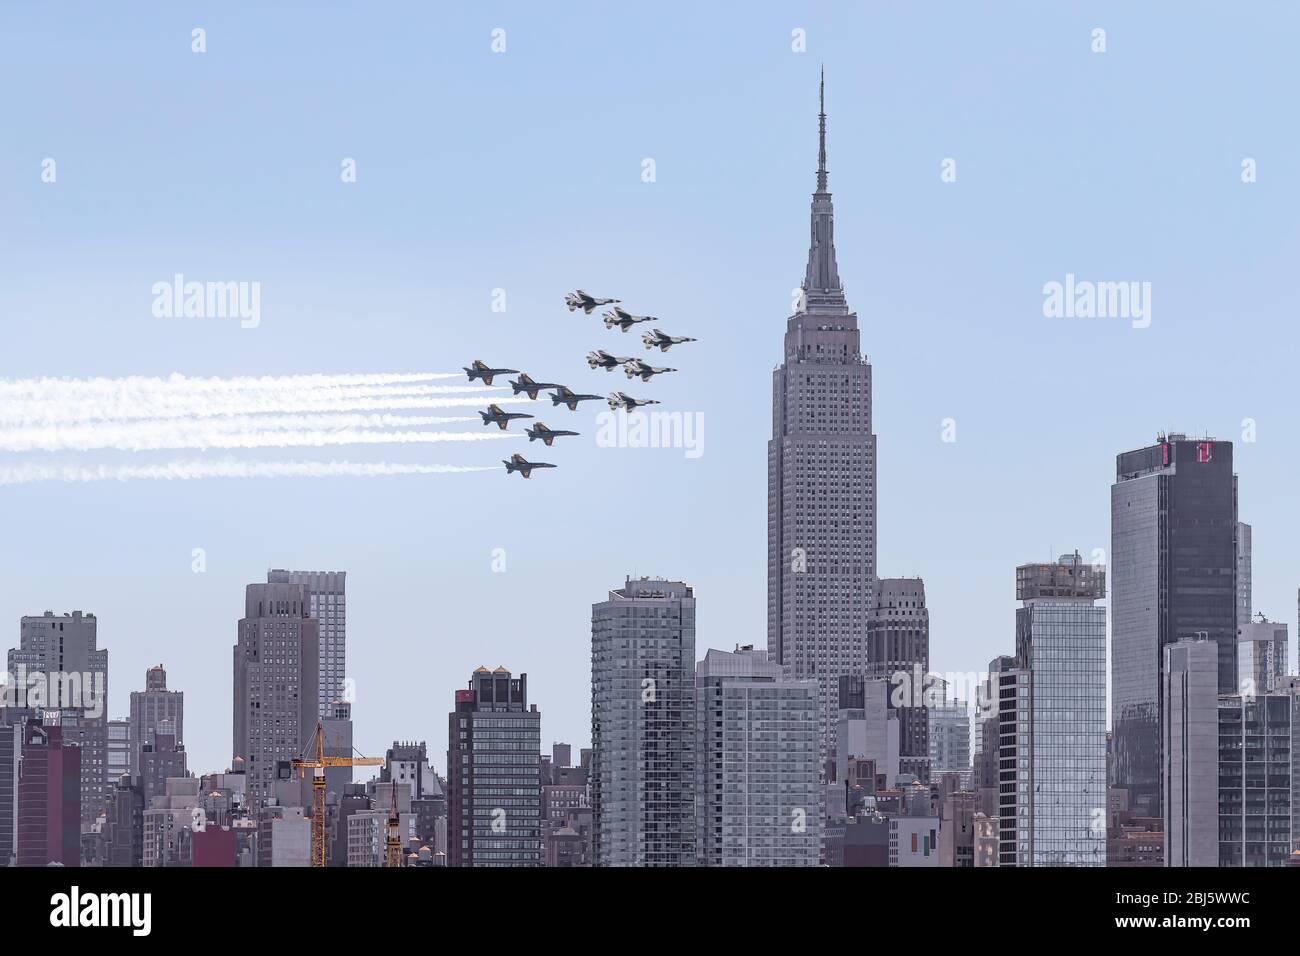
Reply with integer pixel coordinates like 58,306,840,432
290,721,383,868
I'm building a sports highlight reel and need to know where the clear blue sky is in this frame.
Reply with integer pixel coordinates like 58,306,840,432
2,2,1297,775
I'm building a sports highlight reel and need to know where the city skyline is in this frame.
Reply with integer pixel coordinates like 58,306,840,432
3,4,1299,800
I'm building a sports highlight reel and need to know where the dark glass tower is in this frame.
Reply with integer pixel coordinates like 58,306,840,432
768,71,877,765
1111,434,1238,818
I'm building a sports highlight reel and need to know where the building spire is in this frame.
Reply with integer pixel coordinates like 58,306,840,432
817,63,828,193
802,67,844,310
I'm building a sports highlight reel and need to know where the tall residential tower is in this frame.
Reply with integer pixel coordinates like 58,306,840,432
591,577,696,866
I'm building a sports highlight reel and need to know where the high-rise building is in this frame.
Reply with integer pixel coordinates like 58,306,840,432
993,661,1031,866
1012,553,1108,866
695,646,822,866
1238,615,1288,695
1111,434,1238,818
835,675,899,787
267,569,346,719
591,577,696,867
322,699,354,798
232,581,320,807
97,774,145,868
128,665,183,774
445,666,541,867
16,719,81,866
928,695,972,774
1217,693,1294,866
1162,640,1220,867
867,578,930,781
1236,522,1252,631
381,740,444,849
9,611,108,825
139,720,188,804
938,790,977,867
0,720,22,866
768,73,877,768
107,719,131,784
1163,638,1293,867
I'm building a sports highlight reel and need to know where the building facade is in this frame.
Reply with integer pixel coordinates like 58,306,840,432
1013,554,1108,866
591,577,696,866
232,581,320,807
1111,435,1238,818
16,720,81,866
9,611,108,825
768,73,877,767
267,569,347,720
695,646,822,866
867,578,931,782
128,664,183,774
445,667,541,867
1162,639,1219,867
1238,616,1288,695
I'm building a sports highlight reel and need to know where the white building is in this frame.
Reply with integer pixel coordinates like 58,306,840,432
695,646,822,866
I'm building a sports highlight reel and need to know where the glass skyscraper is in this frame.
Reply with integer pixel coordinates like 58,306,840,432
1111,435,1238,819
1008,553,1108,866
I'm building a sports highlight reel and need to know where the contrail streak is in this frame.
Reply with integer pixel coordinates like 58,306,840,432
0,459,501,485
0,393,532,426
0,372,465,399
0,425,523,453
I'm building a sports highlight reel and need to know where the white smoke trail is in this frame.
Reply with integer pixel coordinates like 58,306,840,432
0,371,465,399
0,425,523,453
0,459,501,486
0,392,533,426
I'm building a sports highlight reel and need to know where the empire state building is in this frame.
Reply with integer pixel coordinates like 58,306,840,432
767,71,877,769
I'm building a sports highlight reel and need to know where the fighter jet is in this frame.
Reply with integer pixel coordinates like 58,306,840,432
480,404,534,430
503,453,556,479
463,359,520,386
549,386,605,411
565,290,621,314
607,392,661,412
602,306,657,333
510,373,565,400
623,358,677,382
642,329,697,352
587,349,635,371
525,422,580,447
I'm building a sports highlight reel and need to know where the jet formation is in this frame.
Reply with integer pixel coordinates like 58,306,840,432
526,422,579,447
565,290,620,314
622,358,676,382
510,373,564,400
479,404,533,430
463,359,519,386
549,386,604,411
466,291,697,476
642,329,696,352
602,305,657,333
607,391,660,412
502,453,555,479
587,349,634,371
